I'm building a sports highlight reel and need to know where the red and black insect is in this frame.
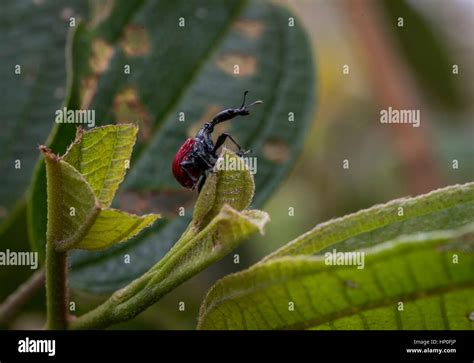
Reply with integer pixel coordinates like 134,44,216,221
172,91,262,192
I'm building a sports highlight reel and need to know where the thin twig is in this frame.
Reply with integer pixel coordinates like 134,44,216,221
0,269,45,326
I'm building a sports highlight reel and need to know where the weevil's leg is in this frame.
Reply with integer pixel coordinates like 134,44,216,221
180,160,198,188
199,155,214,169
212,133,250,157
197,173,207,193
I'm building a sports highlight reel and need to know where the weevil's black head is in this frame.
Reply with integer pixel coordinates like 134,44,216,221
209,91,263,126
236,108,250,116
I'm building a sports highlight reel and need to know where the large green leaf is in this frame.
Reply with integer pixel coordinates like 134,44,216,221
24,0,315,292
198,183,474,329
198,224,474,330
265,183,474,260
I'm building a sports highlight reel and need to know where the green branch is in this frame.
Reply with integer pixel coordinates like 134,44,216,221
0,269,45,326
70,203,269,330
41,146,69,329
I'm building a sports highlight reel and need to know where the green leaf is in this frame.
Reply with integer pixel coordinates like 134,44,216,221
41,147,98,250
63,124,138,208
265,183,474,260
198,224,474,330
23,0,314,292
70,150,269,329
198,184,474,329
192,148,255,229
40,125,159,251
75,209,157,251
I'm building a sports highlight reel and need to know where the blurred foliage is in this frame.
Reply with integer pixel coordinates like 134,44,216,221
1,0,473,330
0,0,314,293
200,224,474,329
382,0,466,111
0,0,314,328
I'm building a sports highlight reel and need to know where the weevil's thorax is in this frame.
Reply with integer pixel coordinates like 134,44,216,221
195,124,214,152
191,126,217,170
197,123,213,138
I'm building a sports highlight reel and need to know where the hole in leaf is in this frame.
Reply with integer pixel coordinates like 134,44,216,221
80,75,98,109
233,19,265,39
113,86,152,141
262,139,290,163
216,53,256,78
120,24,150,57
90,38,114,75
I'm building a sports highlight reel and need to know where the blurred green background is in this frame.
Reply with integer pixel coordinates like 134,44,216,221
1,0,473,329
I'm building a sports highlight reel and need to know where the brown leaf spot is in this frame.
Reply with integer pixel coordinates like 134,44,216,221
0,206,7,218
113,86,152,140
262,139,290,163
120,24,150,57
90,38,114,75
80,75,98,109
216,53,256,78
233,20,265,39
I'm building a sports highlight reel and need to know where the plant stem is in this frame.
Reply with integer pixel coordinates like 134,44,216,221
41,146,69,330
45,243,68,329
69,205,267,330
0,269,45,326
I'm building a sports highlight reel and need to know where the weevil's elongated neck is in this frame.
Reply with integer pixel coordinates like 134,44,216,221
196,123,214,140
203,122,214,132
209,108,240,127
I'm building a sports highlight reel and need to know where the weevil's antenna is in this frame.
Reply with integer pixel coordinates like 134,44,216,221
240,90,249,108
240,90,263,109
248,99,263,108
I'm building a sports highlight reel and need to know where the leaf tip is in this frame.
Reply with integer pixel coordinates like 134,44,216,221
39,145,60,161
